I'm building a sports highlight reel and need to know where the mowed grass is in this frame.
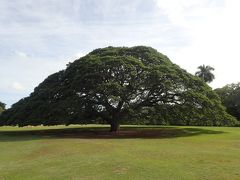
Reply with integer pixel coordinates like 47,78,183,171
0,125,240,180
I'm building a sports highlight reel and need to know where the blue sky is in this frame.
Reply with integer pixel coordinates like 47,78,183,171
0,0,240,107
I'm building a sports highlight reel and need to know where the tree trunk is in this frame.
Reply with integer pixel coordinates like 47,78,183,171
110,119,119,132
109,111,120,133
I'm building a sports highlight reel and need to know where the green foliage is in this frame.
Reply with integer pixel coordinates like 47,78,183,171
215,83,240,122
0,46,237,128
195,65,215,83
0,101,6,115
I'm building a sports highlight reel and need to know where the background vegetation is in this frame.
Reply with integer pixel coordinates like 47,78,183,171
0,101,5,115
215,83,240,122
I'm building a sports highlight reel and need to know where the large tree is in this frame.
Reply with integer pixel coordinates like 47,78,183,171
215,83,240,121
0,46,237,131
195,65,215,83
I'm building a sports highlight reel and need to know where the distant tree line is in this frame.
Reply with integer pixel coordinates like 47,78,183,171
215,83,240,122
194,64,240,123
0,101,5,115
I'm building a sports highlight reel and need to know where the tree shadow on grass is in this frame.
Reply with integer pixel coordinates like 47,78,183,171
0,126,225,142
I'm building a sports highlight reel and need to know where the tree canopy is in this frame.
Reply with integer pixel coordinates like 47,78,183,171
215,83,240,121
195,65,215,83
0,46,237,131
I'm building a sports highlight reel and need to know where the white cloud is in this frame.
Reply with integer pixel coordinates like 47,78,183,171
11,82,25,91
1,0,240,107
154,0,240,88
154,0,204,26
15,51,28,58
73,52,86,59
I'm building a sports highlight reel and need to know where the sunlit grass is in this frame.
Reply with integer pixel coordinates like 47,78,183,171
0,125,239,179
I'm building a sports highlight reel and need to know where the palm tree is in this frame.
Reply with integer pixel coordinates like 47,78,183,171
195,65,215,83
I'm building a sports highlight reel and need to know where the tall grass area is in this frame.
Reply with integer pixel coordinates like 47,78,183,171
0,125,240,179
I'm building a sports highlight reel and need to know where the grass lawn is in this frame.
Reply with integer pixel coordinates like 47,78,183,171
0,125,240,180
